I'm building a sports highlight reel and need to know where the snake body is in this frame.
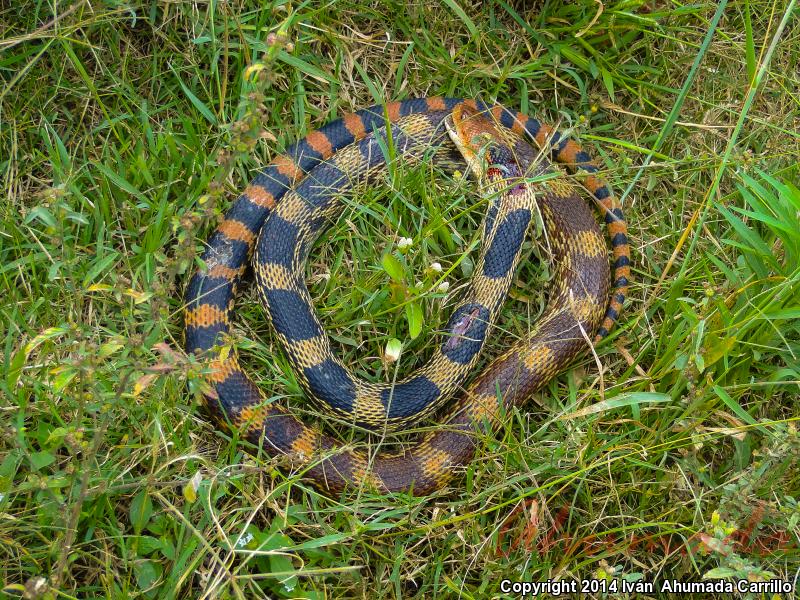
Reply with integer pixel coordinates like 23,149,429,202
184,97,630,496
252,107,538,431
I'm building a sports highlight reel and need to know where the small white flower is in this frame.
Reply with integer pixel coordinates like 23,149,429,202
437,281,450,293
385,338,403,362
430,262,442,273
237,532,254,548
397,237,413,249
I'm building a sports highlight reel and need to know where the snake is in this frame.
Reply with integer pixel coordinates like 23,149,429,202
252,105,539,432
184,97,630,496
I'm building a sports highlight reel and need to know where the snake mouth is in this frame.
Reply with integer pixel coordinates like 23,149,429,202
445,103,496,178
445,103,521,183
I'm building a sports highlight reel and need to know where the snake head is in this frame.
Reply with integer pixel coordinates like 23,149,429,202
445,103,521,183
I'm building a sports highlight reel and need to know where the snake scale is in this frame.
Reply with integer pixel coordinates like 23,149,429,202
184,97,630,496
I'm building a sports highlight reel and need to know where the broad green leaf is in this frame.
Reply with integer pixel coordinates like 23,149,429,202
382,253,405,283
600,68,616,101
30,451,55,470
134,560,162,591
703,332,737,367
268,554,298,592
130,490,153,534
137,536,164,556
51,367,77,393
405,302,424,339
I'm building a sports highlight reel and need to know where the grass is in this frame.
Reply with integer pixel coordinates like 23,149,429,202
2,0,799,597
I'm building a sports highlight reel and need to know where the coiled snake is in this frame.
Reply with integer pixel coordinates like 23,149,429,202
184,98,630,496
